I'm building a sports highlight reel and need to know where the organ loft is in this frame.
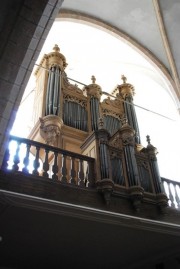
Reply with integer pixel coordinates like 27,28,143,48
28,44,168,210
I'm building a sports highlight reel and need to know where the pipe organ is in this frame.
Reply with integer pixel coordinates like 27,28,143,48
28,45,167,209
29,44,137,152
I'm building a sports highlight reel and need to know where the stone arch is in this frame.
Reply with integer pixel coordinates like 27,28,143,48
57,10,179,108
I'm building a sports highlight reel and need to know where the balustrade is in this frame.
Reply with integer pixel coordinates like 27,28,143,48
161,177,180,210
1,135,180,211
2,135,95,188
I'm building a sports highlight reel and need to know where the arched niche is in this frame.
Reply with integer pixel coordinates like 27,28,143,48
12,14,180,181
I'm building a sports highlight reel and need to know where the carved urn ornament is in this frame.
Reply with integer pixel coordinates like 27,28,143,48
39,115,63,146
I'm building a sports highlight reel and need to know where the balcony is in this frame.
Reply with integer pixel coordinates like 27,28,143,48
1,134,180,211
0,135,180,269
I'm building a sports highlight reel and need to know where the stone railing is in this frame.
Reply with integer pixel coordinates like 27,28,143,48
1,135,95,188
161,177,180,210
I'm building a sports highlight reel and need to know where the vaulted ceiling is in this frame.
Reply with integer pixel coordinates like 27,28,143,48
59,0,180,107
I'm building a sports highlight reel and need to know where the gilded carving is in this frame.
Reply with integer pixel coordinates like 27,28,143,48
102,96,122,108
120,121,135,146
61,71,70,88
98,117,104,129
136,159,149,170
34,45,67,76
46,44,67,70
109,133,121,148
40,125,60,145
39,115,63,146
109,149,122,159
86,86,102,99
63,94,87,108
66,84,83,95
101,108,121,119
122,135,135,146
84,75,102,99
101,96,124,117
118,75,135,99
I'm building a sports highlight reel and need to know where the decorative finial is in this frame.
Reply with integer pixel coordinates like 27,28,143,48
53,44,60,52
91,75,96,84
146,135,157,154
121,74,127,84
146,135,151,145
